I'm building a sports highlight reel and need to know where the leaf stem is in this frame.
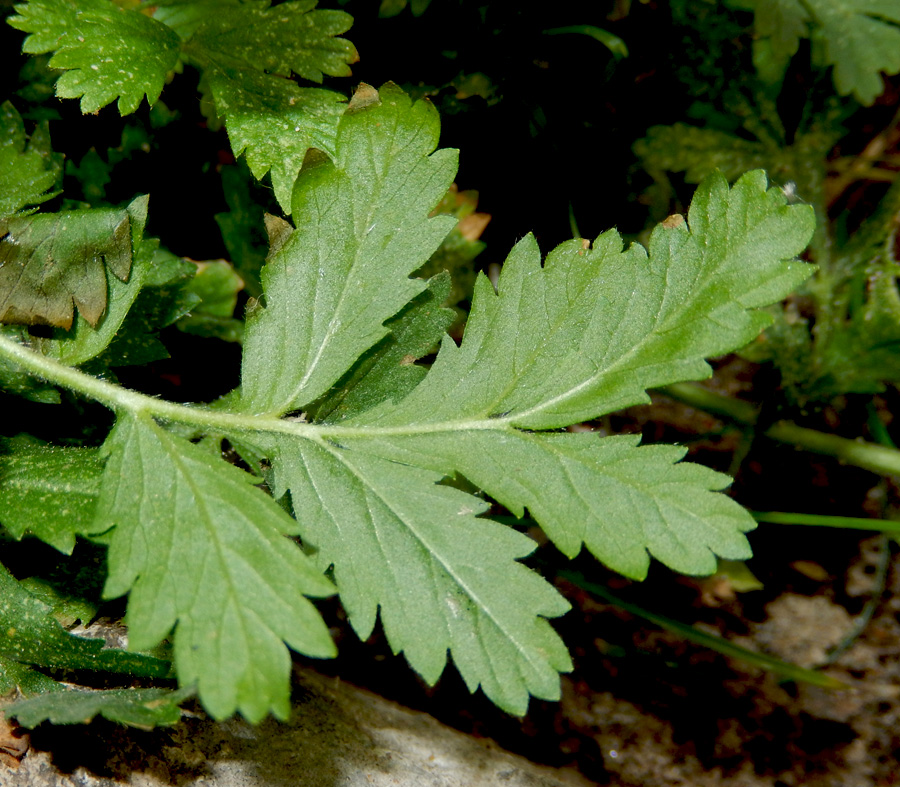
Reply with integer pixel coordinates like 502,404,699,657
0,335,501,440
662,382,900,477
752,511,900,532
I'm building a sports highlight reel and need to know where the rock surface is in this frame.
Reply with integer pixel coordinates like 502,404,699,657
1,671,587,787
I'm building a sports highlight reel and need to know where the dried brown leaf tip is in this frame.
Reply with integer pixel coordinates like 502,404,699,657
347,83,381,113
661,213,685,229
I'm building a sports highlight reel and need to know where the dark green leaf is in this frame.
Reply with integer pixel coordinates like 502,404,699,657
9,0,182,114
215,163,269,299
0,563,170,678
739,0,900,104
0,206,132,329
176,260,244,343
0,100,61,221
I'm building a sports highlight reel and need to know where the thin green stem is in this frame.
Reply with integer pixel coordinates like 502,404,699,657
752,511,900,532
0,335,502,440
10,333,900,480
662,382,900,478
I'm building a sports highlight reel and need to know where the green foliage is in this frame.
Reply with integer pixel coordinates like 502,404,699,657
5,0,854,733
0,445,103,554
306,273,455,423
9,0,358,211
12,196,155,365
9,686,195,729
635,38,900,402
10,0,182,114
0,74,815,721
176,260,245,343
0,562,170,695
240,84,458,414
0,206,133,328
734,0,900,104
0,100,60,220
796,180,900,397
98,413,336,722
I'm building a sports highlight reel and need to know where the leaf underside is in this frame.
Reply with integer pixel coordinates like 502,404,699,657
0,82,816,720
9,686,195,729
236,84,815,715
98,414,335,722
240,83,458,414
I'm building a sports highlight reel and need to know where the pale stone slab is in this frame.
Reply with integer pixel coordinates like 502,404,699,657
1,671,588,787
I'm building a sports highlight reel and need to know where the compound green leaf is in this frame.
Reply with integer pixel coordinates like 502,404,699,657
98,414,336,722
360,171,814,431
0,446,104,554
0,80,821,722
9,686,195,729
9,0,182,114
275,437,571,715
241,84,458,415
0,101,61,221
257,162,812,713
